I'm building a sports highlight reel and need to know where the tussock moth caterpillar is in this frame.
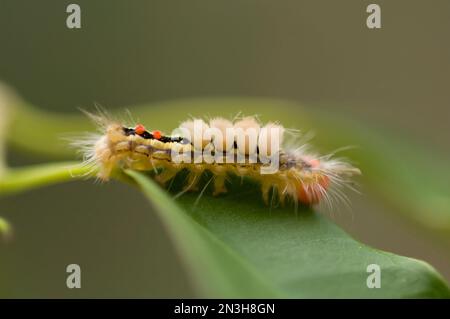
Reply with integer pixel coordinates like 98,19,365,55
73,110,360,207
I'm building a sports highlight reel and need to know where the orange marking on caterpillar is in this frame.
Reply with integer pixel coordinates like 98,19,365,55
134,124,146,135
152,130,162,140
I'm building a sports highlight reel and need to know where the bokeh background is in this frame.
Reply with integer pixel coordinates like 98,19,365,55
0,0,449,297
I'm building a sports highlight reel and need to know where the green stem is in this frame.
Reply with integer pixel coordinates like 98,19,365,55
0,161,91,195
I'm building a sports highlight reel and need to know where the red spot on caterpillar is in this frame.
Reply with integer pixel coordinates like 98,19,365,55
135,124,146,135
298,175,330,205
152,130,162,140
308,158,320,168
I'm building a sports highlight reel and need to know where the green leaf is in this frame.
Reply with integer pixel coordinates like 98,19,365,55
125,169,279,298
125,170,450,298
0,217,12,241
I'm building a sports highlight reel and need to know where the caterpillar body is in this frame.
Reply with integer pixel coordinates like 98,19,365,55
75,112,360,207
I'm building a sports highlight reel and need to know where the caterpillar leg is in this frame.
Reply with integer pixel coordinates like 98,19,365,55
278,186,288,207
183,172,201,192
155,168,178,186
261,182,272,205
212,175,227,196
98,164,114,181
97,154,117,181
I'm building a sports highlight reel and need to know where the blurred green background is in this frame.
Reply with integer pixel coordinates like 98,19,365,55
0,0,449,297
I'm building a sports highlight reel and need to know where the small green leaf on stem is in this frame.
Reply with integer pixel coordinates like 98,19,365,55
0,217,12,241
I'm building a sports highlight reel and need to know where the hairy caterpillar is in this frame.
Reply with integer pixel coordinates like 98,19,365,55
74,111,360,207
